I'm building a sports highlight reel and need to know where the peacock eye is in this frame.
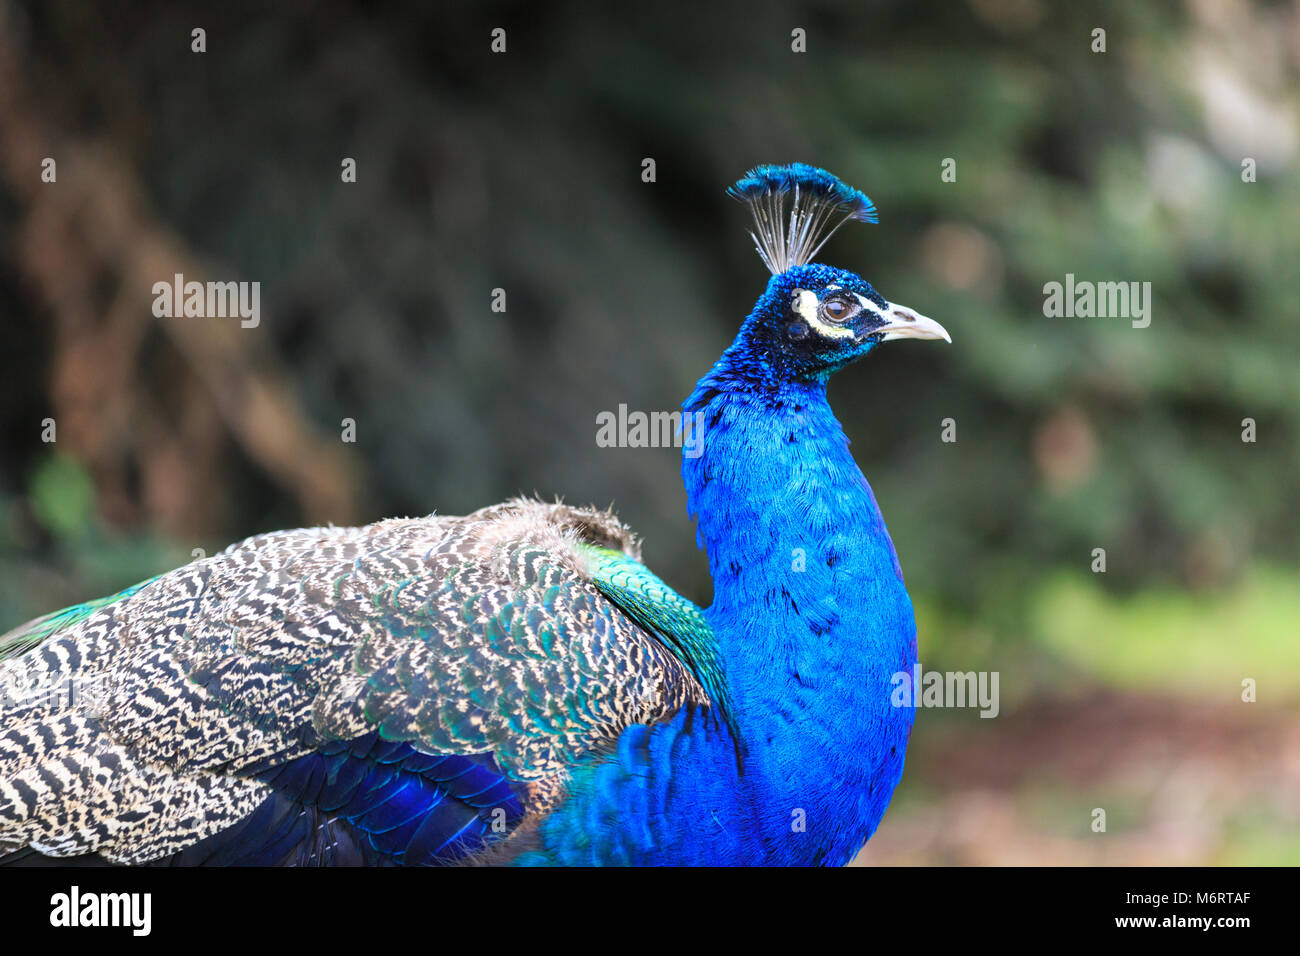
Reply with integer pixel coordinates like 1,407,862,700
821,297,853,323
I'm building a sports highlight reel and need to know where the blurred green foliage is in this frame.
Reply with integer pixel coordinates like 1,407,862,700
1033,567,1300,700
28,454,94,539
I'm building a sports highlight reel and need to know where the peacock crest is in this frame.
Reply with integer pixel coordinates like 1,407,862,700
726,162,878,275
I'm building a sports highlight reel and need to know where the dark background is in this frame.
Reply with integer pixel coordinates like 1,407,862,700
1,0,1297,863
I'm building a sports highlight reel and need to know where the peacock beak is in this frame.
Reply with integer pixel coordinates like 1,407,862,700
873,302,952,344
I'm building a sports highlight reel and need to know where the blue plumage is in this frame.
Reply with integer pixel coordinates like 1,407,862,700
167,737,524,865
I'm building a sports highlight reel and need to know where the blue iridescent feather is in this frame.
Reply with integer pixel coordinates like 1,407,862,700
726,162,878,223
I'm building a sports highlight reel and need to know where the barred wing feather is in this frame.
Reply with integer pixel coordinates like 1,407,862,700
0,499,714,865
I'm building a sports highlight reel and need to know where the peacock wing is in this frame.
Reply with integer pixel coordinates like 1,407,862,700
0,499,712,865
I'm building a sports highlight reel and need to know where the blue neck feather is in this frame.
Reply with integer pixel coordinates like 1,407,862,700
677,328,917,864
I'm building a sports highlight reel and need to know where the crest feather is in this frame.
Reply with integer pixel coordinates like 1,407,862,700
726,163,877,274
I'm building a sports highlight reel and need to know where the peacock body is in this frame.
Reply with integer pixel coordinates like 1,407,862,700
0,164,950,866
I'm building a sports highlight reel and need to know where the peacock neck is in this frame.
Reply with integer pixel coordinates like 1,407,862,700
681,352,918,863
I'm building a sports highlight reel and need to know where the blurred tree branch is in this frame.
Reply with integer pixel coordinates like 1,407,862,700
0,15,358,537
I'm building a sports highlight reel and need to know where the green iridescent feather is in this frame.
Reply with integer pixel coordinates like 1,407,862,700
576,543,740,750
0,577,158,662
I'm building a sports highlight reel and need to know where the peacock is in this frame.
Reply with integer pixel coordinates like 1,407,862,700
0,163,950,866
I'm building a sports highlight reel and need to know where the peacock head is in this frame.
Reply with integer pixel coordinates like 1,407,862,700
727,163,950,383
